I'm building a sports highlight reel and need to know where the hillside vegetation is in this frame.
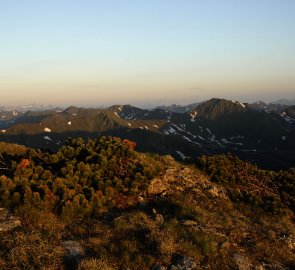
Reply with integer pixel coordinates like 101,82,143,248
0,137,163,217
197,154,295,214
0,137,294,269
1,98,295,170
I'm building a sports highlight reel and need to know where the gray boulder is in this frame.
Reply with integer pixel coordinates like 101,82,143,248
169,254,197,270
62,240,85,268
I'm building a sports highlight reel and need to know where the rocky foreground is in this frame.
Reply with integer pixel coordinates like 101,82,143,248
0,137,294,269
1,159,294,269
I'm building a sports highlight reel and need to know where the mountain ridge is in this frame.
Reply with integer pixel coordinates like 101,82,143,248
0,98,294,170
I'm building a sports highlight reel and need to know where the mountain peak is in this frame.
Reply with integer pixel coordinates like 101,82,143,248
193,98,246,120
63,106,80,114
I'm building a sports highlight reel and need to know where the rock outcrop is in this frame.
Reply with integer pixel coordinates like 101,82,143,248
0,207,21,232
62,240,85,268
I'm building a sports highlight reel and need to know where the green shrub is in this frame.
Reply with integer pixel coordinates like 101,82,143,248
0,136,158,218
196,154,295,213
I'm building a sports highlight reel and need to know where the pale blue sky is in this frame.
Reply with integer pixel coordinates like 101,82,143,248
0,0,294,106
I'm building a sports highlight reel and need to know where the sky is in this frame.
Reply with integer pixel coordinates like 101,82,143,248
0,0,294,107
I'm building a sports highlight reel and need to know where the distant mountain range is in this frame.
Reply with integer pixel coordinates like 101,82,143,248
156,102,200,113
0,104,64,112
156,99,295,113
273,98,295,106
0,98,295,170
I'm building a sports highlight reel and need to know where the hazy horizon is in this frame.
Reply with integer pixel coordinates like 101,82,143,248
1,96,295,110
1,0,294,106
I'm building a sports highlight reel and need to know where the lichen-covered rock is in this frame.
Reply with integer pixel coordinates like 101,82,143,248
155,213,165,225
62,240,85,268
284,236,295,250
233,253,252,270
0,207,21,232
169,254,197,270
180,220,199,226
261,262,289,270
148,178,170,195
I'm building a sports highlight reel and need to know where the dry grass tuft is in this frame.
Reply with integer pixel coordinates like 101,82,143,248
0,231,63,270
78,258,115,270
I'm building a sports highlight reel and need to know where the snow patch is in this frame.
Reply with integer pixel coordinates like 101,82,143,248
190,111,197,122
238,101,246,108
145,126,149,130
67,121,72,125
233,100,246,108
197,135,205,141
44,127,51,132
114,112,120,118
186,131,196,139
153,124,159,128
176,151,187,160
221,138,230,144
44,136,51,141
209,134,223,146
183,135,193,142
182,135,200,145
128,122,132,126
1,130,6,133
171,123,184,132
284,116,295,123
167,126,176,133
230,135,245,140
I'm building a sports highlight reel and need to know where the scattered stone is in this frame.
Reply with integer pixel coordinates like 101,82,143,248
220,241,231,252
151,208,165,225
138,196,144,202
254,264,265,270
262,262,288,270
204,186,220,198
164,155,175,163
180,220,199,226
169,254,197,270
0,207,21,232
152,264,167,270
62,240,85,268
62,240,85,257
284,237,295,250
148,178,170,195
155,214,165,225
233,253,252,270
